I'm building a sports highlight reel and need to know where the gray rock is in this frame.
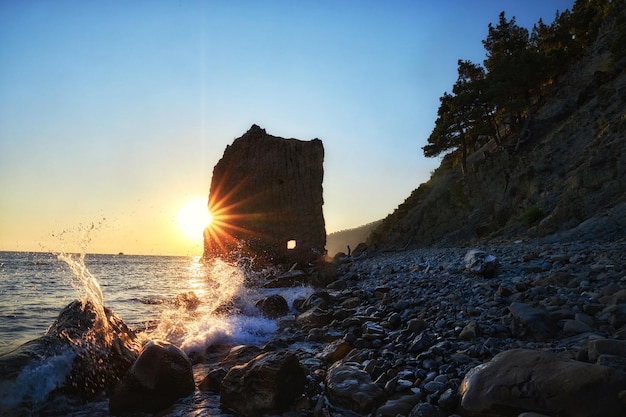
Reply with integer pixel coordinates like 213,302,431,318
562,319,594,334
459,348,626,417
255,294,289,318
464,249,498,276
296,306,332,328
325,363,385,414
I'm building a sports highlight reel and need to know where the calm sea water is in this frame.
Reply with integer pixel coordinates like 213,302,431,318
0,251,313,414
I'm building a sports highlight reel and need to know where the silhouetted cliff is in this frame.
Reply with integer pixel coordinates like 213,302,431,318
368,4,626,251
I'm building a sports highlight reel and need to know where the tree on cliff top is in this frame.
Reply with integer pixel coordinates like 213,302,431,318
422,1,617,173
423,60,490,175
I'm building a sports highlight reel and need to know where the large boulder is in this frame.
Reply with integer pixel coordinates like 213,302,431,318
0,299,139,412
255,294,289,318
220,351,307,416
325,363,386,414
48,300,140,396
109,340,195,415
203,124,326,265
459,348,626,417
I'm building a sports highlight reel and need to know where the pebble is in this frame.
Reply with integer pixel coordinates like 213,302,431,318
191,239,626,417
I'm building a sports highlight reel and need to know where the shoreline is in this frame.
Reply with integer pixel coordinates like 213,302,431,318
186,237,626,416
3,237,626,416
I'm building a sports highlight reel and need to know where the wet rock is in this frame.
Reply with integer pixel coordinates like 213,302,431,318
222,344,264,366
174,291,200,310
255,294,289,318
299,290,333,311
464,249,498,276
296,306,333,328
459,348,626,417
325,363,386,414
109,340,195,415
220,351,306,416
57,302,141,389
264,270,308,288
198,367,227,392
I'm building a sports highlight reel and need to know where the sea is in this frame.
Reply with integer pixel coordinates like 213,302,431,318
0,250,314,415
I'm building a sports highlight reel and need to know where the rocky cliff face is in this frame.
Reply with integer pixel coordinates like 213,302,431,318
203,125,325,265
369,14,626,251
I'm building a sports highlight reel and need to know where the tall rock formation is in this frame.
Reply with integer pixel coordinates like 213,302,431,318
203,125,326,265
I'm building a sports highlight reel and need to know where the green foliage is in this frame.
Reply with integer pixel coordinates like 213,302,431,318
422,1,620,165
523,205,543,225
482,12,536,129
423,60,491,174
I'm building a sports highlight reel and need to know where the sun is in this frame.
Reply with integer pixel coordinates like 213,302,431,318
175,197,212,243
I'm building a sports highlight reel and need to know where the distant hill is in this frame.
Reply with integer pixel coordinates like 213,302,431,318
326,220,382,256
368,2,626,251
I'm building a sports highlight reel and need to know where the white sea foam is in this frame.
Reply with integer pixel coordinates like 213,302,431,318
179,314,278,354
0,348,76,410
147,258,285,355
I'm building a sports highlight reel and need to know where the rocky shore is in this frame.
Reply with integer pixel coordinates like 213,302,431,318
193,237,626,417
6,238,626,416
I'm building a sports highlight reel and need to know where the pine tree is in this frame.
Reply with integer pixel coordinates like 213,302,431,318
482,12,536,130
423,60,490,175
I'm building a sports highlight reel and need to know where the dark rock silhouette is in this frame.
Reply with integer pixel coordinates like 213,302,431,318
109,340,195,415
203,124,326,265
0,300,139,411
220,351,307,416
459,348,626,417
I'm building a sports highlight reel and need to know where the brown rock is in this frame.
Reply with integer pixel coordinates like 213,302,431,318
459,348,626,417
203,124,326,265
220,351,306,416
109,340,195,414
0,300,139,406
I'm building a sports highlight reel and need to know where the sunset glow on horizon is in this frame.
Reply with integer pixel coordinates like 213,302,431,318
175,197,213,244
0,1,575,256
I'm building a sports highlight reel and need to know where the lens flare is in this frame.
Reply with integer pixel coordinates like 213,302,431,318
176,197,213,243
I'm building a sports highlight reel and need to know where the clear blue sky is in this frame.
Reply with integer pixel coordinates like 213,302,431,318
0,0,574,255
